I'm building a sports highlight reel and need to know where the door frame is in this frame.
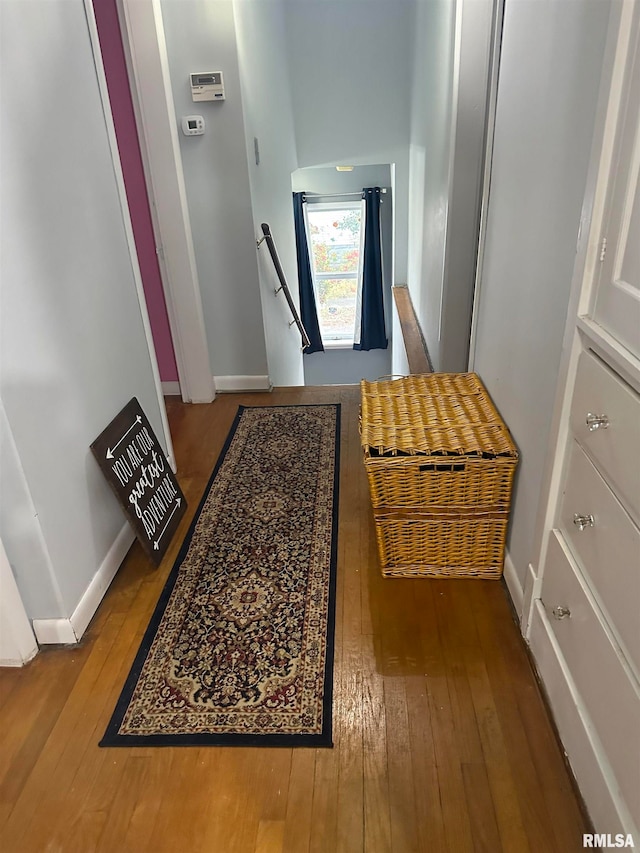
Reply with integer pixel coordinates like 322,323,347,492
467,0,505,372
114,0,214,404
84,0,178,471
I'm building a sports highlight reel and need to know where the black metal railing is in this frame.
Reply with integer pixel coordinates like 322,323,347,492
257,223,310,350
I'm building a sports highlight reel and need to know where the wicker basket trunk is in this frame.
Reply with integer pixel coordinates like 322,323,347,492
360,374,518,578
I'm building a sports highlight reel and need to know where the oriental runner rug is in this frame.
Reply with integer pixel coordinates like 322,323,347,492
100,404,340,747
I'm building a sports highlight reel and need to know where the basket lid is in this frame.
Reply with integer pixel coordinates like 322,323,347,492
360,374,518,459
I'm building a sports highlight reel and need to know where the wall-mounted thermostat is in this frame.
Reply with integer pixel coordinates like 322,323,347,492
190,71,225,102
181,115,205,136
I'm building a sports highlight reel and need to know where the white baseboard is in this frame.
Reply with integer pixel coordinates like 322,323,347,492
0,650,38,667
71,522,135,640
521,561,542,638
32,618,77,646
161,381,180,396
33,522,135,645
529,601,637,837
213,375,271,393
502,549,524,618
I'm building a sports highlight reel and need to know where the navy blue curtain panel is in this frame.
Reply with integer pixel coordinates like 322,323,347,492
355,187,388,351
293,193,324,354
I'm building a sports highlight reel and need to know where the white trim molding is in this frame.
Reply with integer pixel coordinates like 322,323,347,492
84,0,177,471
32,618,77,647
529,600,638,838
118,0,214,404
0,539,38,667
70,523,135,641
521,561,542,638
34,523,135,646
213,375,272,393
502,549,524,618
0,651,38,669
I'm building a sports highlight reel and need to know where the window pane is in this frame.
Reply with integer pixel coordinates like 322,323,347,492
307,206,362,341
316,277,358,340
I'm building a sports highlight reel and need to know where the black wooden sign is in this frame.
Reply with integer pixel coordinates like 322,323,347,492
90,398,187,566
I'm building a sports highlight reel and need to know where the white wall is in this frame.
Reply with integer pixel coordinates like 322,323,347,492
0,0,164,621
471,0,611,589
303,348,392,386
160,0,270,382
233,0,304,387
406,0,456,371
284,0,413,167
407,0,495,373
284,0,414,285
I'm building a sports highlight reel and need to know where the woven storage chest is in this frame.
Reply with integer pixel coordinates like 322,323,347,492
360,374,518,578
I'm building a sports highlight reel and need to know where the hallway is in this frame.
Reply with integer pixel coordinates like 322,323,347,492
0,387,589,852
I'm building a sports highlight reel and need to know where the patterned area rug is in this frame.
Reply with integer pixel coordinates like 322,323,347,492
100,404,340,747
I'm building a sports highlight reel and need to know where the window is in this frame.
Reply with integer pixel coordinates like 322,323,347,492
304,202,365,345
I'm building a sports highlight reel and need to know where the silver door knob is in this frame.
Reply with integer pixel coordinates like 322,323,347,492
573,513,595,531
552,605,571,620
586,413,609,431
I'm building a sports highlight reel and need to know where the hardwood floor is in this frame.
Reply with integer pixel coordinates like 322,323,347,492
0,386,590,852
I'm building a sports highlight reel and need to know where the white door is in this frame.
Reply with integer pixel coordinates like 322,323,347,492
591,5,640,359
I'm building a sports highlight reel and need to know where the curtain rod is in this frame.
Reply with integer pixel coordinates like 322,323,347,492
302,188,387,200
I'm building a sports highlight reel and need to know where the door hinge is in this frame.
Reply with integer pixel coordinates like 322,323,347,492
155,245,165,261
599,236,607,263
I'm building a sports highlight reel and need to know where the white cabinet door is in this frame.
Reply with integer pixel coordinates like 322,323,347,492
592,7,640,359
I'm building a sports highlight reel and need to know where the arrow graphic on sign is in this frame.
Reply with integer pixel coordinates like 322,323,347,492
153,498,182,550
106,415,142,459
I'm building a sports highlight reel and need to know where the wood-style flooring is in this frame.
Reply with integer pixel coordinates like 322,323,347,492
0,386,590,852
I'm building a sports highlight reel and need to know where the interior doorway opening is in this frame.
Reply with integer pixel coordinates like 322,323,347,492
292,164,394,386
